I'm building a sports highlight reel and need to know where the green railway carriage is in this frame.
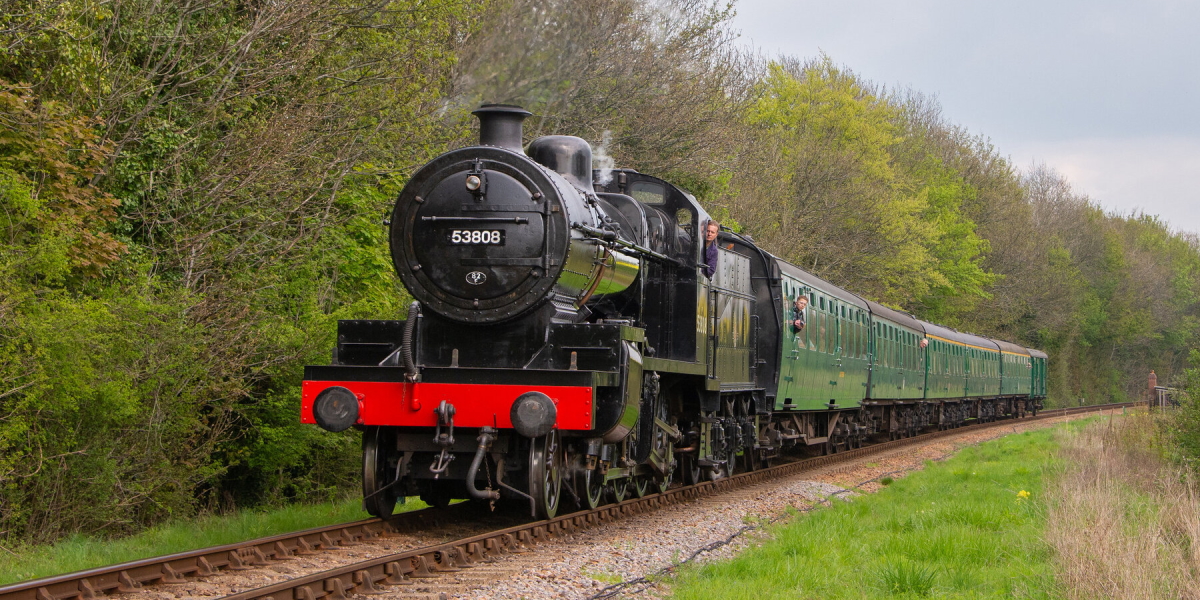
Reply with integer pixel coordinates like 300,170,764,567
959,331,1001,398
922,334,966,399
921,322,1000,399
1028,348,1048,400
776,262,870,411
862,300,926,400
996,340,1033,396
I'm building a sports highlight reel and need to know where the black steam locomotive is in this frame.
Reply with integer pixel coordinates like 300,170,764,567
301,105,1047,519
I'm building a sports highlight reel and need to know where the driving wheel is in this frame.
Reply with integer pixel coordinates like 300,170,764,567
528,429,563,519
362,426,399,518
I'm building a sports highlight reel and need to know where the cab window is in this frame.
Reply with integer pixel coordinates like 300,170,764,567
629,181,665,205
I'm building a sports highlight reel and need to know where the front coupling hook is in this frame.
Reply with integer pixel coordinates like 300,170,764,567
429,401,456,477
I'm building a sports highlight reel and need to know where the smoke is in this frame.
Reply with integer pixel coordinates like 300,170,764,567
592,130,615,186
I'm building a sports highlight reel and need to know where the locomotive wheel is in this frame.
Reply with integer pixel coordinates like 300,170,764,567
581,467,605,509
528,429,563,519
362,426,398,519
656,466,673,493
681,453,703,486
632,474,652,498
609,477,630,503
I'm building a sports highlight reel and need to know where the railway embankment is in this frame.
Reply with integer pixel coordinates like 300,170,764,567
665,411,1200,600
1045,413,1200,599
451,412,1104,599
667,419,1074,599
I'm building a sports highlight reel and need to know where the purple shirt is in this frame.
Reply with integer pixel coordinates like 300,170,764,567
703,241,718,278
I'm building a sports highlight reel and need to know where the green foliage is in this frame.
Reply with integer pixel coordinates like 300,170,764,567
0,0,469,545
0,80,124,274
0,276,229,542
734,59,995,315
1165,350,1200,471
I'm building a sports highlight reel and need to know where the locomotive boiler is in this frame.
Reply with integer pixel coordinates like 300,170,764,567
300,104,1047,521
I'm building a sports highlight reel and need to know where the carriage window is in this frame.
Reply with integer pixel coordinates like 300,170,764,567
629,181,665,205
826,314,833,355
818,313,827,353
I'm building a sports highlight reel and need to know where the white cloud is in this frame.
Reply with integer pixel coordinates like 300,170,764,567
1008,136,1200,235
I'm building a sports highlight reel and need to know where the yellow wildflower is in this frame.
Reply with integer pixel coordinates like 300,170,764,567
1017,490,1031,499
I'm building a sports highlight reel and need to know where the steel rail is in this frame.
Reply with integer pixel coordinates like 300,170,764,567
0,500,491,600
212,402,1137,600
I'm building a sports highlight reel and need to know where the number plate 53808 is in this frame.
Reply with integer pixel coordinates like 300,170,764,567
447,229,505,245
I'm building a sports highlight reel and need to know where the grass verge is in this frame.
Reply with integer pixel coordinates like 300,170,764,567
670,422,1092,599
1046,413,1200,599
0,496,428,585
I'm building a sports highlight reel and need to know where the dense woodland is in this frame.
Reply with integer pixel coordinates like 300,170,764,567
1,0,1197,544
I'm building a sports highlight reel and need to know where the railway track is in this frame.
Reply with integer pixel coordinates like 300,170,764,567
1,403,1137,600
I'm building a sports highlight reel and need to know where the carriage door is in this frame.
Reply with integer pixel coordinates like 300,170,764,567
779,279,799,407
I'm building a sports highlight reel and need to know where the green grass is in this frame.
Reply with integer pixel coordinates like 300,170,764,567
0,496,428,585
671,423,1092,599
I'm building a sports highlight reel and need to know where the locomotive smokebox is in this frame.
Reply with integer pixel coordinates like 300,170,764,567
473,104,532,151
389,104,639,325
528,135,593,188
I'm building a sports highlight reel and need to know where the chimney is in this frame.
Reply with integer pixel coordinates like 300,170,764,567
472,104,532,152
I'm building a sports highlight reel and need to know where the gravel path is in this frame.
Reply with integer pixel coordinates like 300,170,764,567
446,415,1082,600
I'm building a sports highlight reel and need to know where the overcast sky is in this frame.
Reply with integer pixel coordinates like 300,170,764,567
730,0,1200,235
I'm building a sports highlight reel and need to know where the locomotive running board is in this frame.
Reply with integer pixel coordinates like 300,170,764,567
304,365,619,388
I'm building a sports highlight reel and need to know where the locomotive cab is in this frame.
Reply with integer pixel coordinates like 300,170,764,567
594,170,711,364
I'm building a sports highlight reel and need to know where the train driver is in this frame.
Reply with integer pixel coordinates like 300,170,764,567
703,220,719,278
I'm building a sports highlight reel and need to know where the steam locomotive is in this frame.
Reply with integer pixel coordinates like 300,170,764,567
300,105,1047,519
